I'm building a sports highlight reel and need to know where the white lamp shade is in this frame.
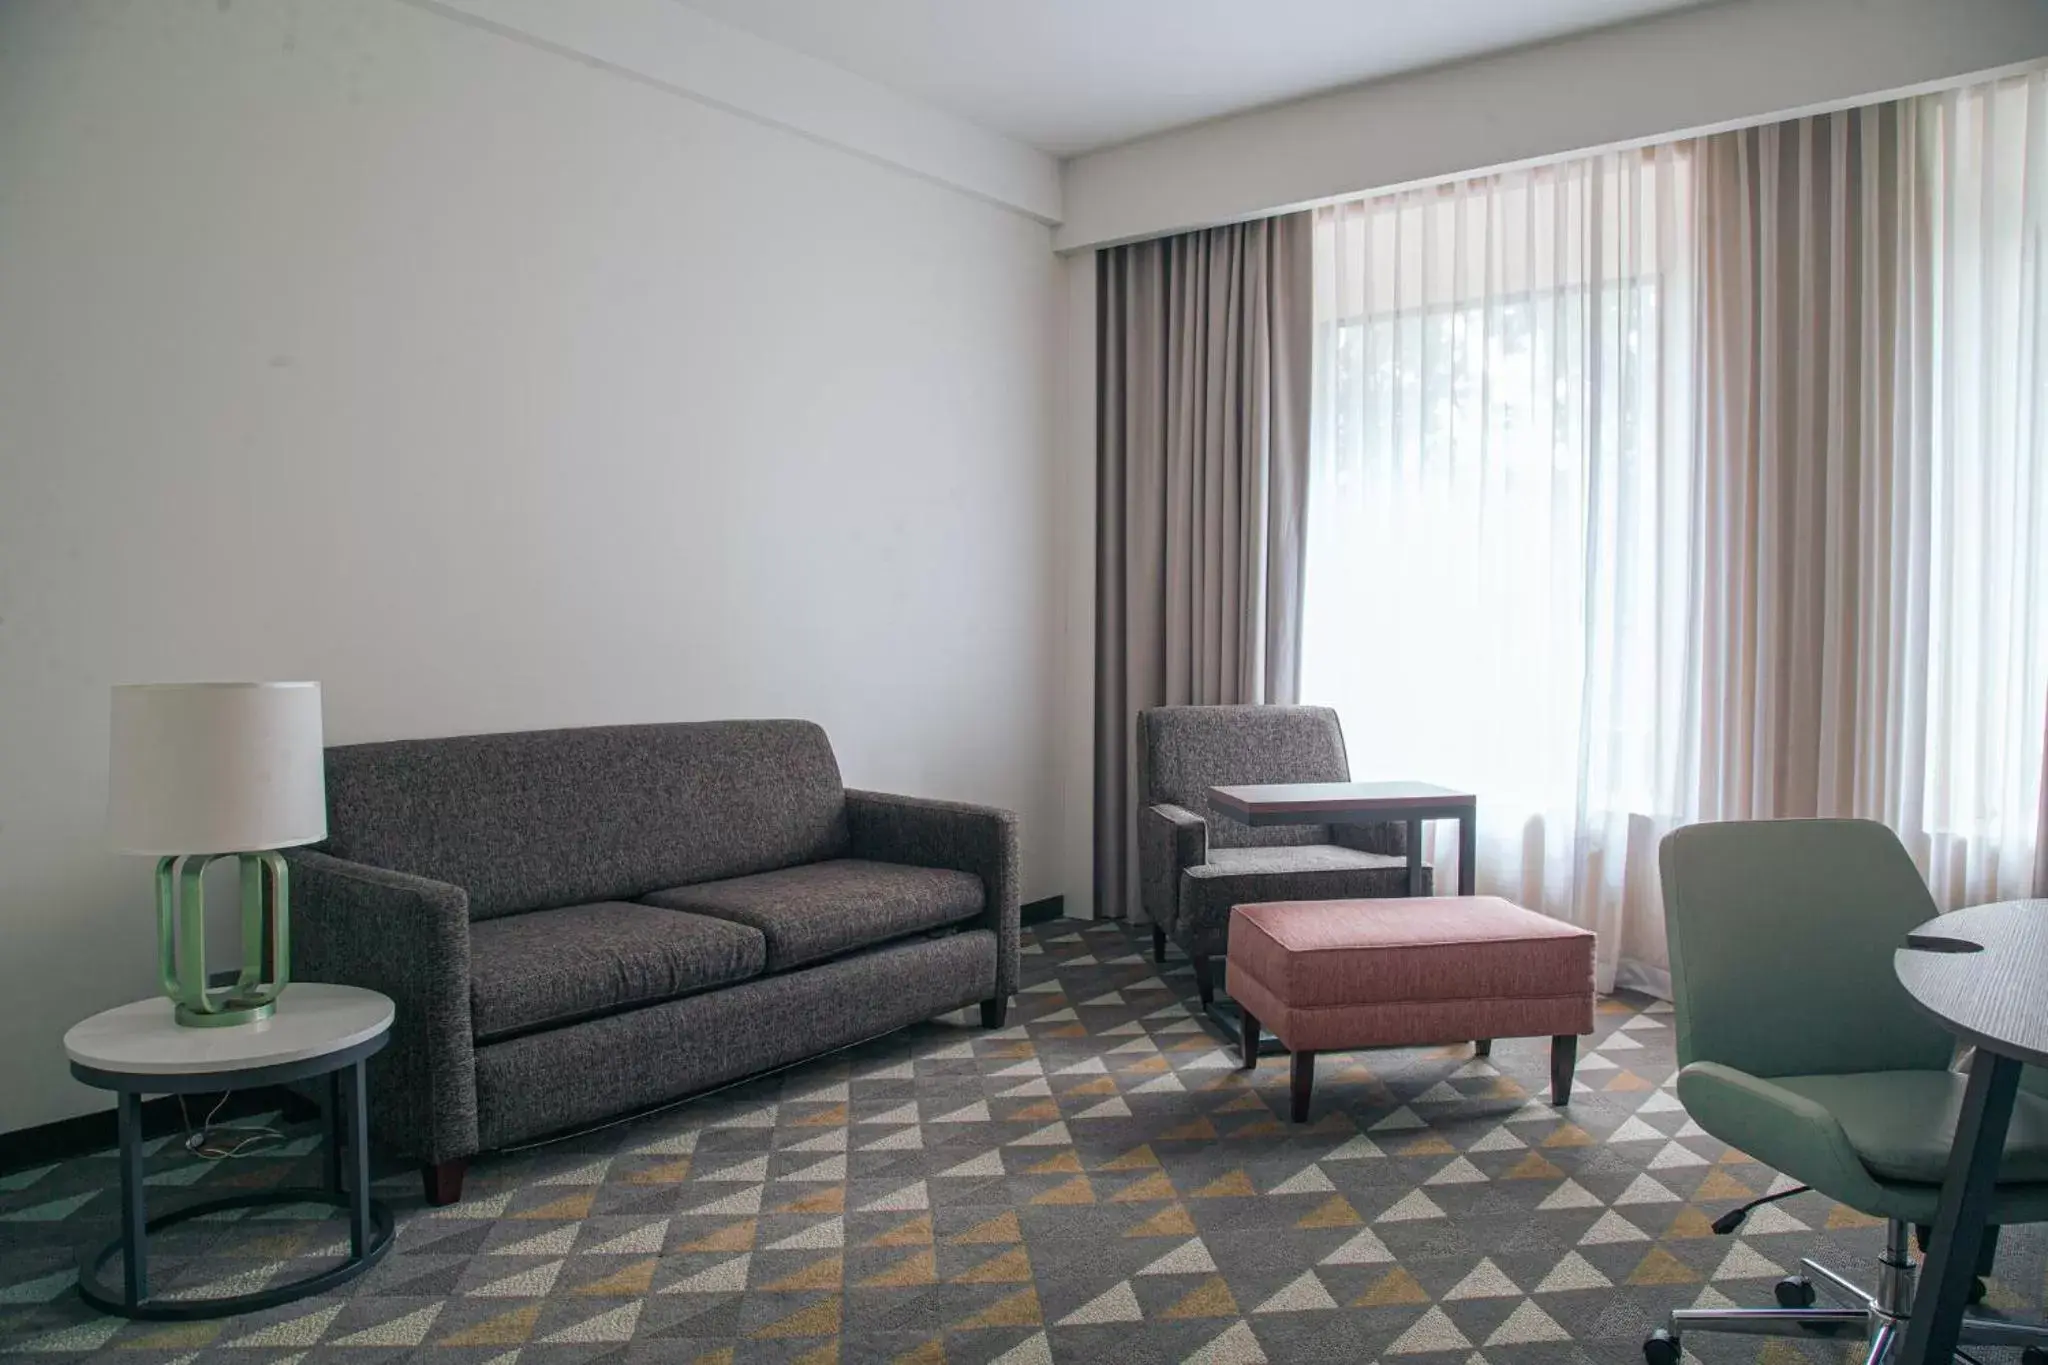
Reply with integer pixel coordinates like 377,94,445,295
108,682,328,855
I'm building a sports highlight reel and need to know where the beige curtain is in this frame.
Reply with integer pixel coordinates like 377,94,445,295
1094,214,1312,919
1693,80,2048,907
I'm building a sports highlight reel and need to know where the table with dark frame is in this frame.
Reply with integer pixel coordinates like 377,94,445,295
1892,899,2048,1365
1202,780,1478,1052
61,984,396,1320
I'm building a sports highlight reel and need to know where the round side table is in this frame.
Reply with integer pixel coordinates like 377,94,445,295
63,984,396,1319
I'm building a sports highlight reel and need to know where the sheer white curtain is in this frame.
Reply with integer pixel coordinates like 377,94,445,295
1302,148,1695,993
1302,74,2048,996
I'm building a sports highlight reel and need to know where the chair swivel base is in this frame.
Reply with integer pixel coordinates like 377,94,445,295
1642,1219,2048,1365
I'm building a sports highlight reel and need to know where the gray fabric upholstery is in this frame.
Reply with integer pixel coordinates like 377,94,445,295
1176,845,1424,959
1135,704,1414,958
468,902,766,1042
1138,803,1207,937
286,849,478,1165
321,721,850,921
844,789,1020,1008
640,860,982,973
474,930,998,1149
1139,704,1346,849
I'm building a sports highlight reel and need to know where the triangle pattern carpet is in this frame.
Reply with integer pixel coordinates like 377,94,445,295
1,919,2042,1362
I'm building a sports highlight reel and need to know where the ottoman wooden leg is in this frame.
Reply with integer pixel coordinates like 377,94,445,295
1289,1050,1316,1123
1152,925,1167,963
1240,1012,1261,1069
1474,1039,1492,1057
1550,1035,1578,1106
1191,955,1215,1007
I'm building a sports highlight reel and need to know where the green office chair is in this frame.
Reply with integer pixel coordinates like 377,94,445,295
1647,818,2048,1365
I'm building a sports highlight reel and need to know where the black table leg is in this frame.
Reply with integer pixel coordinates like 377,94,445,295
1406,819,1425,895
117,1090,146,1308
321,1070,344,1196
1898,1048,2023,1365
1457,813,1476,896
344,1061,371,1258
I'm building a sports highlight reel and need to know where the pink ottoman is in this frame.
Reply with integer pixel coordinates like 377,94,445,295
1225,896,1596,1122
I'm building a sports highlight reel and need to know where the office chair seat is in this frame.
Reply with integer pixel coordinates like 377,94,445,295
1773,1070,2048,1183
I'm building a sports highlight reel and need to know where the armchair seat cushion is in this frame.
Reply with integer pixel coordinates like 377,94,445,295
469,902,767,1042
1771,1070,2048,1184
641,859,985,972
1175,845,1418,957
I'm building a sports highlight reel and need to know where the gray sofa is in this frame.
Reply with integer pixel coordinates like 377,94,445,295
1137,704,1421,1001
286,720,1018,1205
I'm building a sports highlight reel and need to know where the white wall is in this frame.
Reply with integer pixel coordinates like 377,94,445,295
0,0,1062,1131
1058,0,2048,250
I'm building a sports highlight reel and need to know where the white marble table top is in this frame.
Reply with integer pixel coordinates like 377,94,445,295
65,984,394,1078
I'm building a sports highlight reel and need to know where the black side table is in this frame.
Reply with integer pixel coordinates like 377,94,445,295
1893,899,2048,1365
62,984,396,1319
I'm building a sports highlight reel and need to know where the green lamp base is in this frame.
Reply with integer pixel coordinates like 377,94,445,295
157,852,291,1029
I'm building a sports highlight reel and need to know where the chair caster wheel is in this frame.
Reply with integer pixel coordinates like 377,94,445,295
1969,1275,1987,1305
1774,1275,1817,1309
1643,1329,1680,1365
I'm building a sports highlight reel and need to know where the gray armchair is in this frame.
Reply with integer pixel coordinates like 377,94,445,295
1137,704,1422,1003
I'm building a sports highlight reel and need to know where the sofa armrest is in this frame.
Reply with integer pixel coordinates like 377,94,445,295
1138,803,1207,936
1330,821,1408,858
844,790,1020,1003
285,849,478,1165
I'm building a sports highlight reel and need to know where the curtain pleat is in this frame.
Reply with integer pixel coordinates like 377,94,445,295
1093,214,1312,920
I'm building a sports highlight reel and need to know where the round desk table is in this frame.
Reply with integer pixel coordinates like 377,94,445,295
63,984,396,1319
1893,899,2048,1365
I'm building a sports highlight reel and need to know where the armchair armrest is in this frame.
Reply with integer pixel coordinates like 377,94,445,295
844,790,1020,1002
285,849,478,1165
1331,821,1408,858
1676,1061,1888,1214
1138,803,1207,935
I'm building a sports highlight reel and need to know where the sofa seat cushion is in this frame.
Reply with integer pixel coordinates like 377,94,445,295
640,859,984,972
469,902,766,1042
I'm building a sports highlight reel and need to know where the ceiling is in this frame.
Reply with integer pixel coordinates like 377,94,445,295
673,0,1719,156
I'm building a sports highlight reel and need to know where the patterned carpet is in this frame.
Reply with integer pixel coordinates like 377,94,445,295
2,919,2043,1364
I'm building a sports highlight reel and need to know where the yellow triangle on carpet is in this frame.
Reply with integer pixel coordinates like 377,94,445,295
515,1192,594,1219
1063,1076,1117,1095
1025,1151,1083,1175
1030,1175,1095,1206
1627,1247,1700,1286
1355,1267,1430,1307
891,1340,946,1365
1502,1152,1565,1180
678,1219,757,1252
952,1287,1041,1330
1214,1091,1268,1114
1190,1170,1255,1198
439,1305,541,1347
1043,1024,1088,1039
866,1213,934,1247
692,1349,736,1365
1398,1135,1456,1157
1225,1118,1288,1139
1692,1169,1755,1201
779,1188,846,1215
574,1258,658,1296
759,1256,844,1293
857,1249,938,1288
1664,1207,1718,1239
1605,1071,1655,1092
1718,1147,1758,1165
1826,1204,1884,1230
1124,1204,1198,1237
791,1340,839,1365
1540,1124,1595,1149
1005,1101,1063,1123
1156,1117,1219,1141
119,1322,220,1350
1160,1275,1239,1319
1297,1195,1362,1229
950,1211,1021,1245
753,1296,842,1339
951,1247,1032,1285
626,1160,691,1184
1106,1172,1176,1203
1098,1144,1161,1171
793,1105,847,1127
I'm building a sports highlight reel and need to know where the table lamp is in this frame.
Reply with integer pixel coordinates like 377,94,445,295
107,682,327,1027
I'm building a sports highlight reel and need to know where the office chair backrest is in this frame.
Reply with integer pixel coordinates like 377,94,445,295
1660,818,1956,1079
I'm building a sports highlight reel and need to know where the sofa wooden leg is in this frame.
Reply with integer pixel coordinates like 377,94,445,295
1474,1038,1492,1057
1240,1012,1261,1069
1152,924,1167,963
1289,1050,1316,1123
422,1158,468,1206
980,996,1009,1029
1550,1035,1578,1106
1191,955,1215,1007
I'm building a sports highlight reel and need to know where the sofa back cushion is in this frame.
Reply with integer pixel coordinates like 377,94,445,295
321,721,850,919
